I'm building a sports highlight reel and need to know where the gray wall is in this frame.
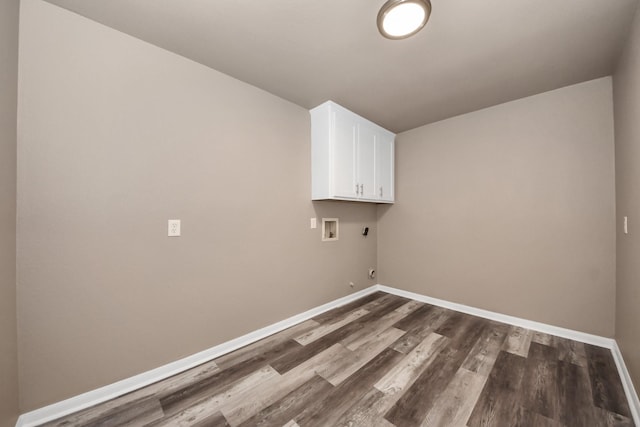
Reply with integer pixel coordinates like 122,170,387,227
613,3,640,391
17,0,377,410
0,0,20,425
378,77,617,337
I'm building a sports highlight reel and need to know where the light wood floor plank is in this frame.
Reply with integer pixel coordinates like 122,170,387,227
294,308,368,346
270,295,409,375
322,326,405,386
532,331,555,347
42,361,219,426
160,365,280,424
311,292,384,324
332,388,397,427
503,325,534,357
237,375,333,427
374,332,448,396
221,343,351,425
420,367,487,427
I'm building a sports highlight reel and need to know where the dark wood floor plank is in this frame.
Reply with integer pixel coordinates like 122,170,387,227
374,332,449,398
585,344,632,418
558,359,598,427
592,407,635,427
43,396,164,427
74,396,164,427
556,336,588,367
311,291,385,324
270,295,410,375
434,312,489,351
513,406,564,427
161,339,301,415
332,388,395,427
392,303,436,331
341,300,421,351
237,375,333,427
384,317,487,425
390,305,452,354
42,361,220,426
214,319,317,370
461,320,510,376
383,346,461,426
154,366,280,425
295,347,405,427
467,351,527,427
148,409,231,427
359,293,412,313
520,342,560,421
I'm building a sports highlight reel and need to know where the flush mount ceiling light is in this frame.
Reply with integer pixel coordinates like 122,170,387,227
377,0,432,40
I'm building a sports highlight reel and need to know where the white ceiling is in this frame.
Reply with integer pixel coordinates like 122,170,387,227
44,0,639,133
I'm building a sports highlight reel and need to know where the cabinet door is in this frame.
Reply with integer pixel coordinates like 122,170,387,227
357,122,377,200
332,110,358,198
376,132,394,202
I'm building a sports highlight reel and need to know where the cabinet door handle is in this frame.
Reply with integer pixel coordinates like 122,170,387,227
380,187,383,197
360,184,364,195
355,183,360,195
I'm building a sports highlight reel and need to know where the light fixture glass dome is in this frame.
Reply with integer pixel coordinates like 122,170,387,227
377,0,431,40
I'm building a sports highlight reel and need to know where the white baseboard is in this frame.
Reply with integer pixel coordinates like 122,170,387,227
376,285,614,348
611,341,640,424
15,287,378,427
16,284,640,427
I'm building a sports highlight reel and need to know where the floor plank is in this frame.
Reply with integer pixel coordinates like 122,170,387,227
294,308,369,346
585,344,632,418
503,325,534,357
270,295,410,375
520,342,560,420
236,375,333,427
322,326,405,386
294,347,405,426
390,305,451,354
420,367,487,426
467,351,528,427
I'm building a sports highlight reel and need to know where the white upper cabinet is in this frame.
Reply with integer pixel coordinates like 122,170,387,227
310,101,395,204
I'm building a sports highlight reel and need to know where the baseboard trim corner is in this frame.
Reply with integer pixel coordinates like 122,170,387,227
15,286,379,427
375,285,614,348
611,341,640,425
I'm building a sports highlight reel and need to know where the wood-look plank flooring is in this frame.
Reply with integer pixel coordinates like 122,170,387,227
43,292,634,427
